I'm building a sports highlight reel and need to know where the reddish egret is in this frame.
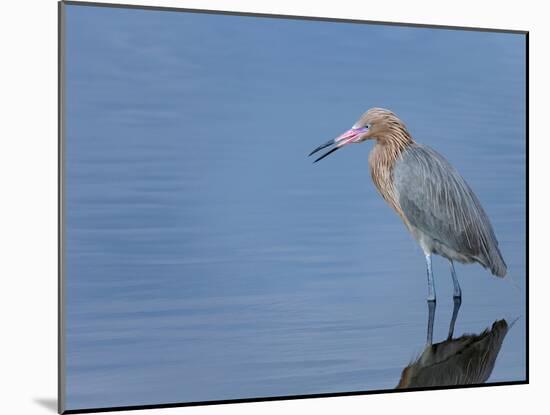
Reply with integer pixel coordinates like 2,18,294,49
309,108,506,302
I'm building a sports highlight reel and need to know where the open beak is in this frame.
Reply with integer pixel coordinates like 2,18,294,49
308,127,367,163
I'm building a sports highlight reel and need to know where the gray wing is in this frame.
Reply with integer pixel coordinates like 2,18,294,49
393,144,506,276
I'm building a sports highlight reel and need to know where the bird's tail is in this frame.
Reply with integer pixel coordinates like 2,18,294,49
480,247,522,293
489,247,507,278
478,244,507,278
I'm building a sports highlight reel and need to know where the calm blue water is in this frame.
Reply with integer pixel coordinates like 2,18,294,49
64,5,526,410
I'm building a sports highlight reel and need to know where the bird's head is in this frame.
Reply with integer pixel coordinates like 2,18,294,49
309,108,412,162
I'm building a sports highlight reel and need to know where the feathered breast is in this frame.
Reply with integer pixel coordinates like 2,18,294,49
368,142,406,219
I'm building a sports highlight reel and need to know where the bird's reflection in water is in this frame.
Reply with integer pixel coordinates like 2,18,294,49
397,300,512,389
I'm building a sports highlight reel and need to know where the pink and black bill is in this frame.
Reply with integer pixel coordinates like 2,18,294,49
308,127,368,162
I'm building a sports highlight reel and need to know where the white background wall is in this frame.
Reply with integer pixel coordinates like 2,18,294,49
0,0,545,414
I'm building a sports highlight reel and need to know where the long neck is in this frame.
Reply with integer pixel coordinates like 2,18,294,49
368,130,414,218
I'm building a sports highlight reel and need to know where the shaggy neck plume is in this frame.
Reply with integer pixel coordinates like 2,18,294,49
368,126,414,218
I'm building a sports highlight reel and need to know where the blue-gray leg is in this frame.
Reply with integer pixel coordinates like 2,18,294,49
449,260,462,299
427,298,436,345
425,254,436,302
447,296,462,340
